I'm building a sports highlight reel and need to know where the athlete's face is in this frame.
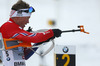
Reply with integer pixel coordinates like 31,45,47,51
12,17,30,28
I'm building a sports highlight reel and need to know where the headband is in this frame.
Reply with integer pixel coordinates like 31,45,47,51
10,9,31,17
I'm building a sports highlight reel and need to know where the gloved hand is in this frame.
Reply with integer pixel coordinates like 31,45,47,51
34,29,62,45
27,27,32,32
52,29,62,37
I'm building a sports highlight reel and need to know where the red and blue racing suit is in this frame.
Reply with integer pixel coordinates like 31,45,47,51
0,18,54,60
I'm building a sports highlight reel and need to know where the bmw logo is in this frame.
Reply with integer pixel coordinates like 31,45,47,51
62,46,69,53
6,57,10,61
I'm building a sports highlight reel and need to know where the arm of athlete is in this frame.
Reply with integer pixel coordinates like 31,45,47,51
12,29,54,43
1,21,54,43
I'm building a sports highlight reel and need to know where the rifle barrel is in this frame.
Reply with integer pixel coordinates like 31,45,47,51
62,29,80,33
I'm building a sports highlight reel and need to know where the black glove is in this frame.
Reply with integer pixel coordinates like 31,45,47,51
52,29,62,37
27,27,32,32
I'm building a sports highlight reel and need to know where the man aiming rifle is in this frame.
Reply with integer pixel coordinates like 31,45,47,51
0,0,62,60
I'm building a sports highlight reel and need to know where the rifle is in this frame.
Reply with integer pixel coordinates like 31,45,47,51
28,25,89,56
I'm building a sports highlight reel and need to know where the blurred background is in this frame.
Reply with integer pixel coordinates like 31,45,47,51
0,0,100,66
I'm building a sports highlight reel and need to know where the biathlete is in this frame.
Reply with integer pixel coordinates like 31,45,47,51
0,0,62,60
